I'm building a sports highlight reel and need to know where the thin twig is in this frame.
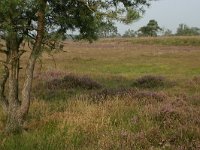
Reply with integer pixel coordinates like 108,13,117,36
48,52,57,69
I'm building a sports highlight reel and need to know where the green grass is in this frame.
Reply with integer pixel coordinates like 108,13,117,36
0,36,200,149
50,37,200,78
131,36,200,46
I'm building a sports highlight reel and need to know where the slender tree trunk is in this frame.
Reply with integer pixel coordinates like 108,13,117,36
20,0,46,118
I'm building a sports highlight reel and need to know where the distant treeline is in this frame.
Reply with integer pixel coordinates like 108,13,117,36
64,20,200,39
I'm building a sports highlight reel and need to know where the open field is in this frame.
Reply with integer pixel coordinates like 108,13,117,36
0,36,200,149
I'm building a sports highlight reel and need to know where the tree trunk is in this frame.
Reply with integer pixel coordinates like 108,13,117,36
4,31,23,133
20,0,46,119
2,0,47,134
5,108,23,133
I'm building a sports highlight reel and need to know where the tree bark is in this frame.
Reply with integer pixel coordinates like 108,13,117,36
5,108,23,133
0,65,9,113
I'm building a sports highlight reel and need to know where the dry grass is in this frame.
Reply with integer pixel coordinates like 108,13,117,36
0,36,200,149
1,93,197,149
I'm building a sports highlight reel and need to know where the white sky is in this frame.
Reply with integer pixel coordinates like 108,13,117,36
117,0,200,34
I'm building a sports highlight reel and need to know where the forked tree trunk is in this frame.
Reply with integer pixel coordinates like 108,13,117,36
4,32,22,133
0,0,47,134
5,56,37,133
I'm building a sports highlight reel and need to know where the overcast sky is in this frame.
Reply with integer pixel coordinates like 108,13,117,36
117,0,200,34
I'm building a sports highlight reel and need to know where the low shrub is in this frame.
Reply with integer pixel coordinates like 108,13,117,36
33,74,102,101
146,97,200,149
187,76,200,89
46,74,102,90
35,74,102,91
132,90,167,102
151,97,200,129
188,95,200,106
132,75,173,89
192,76,200,84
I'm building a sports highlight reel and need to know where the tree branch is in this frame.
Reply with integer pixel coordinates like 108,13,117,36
78,0,95,12
48,52,57,69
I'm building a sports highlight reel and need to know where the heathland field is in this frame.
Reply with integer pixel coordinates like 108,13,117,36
0,36,200,149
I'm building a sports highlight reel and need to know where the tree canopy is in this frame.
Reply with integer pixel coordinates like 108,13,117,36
97,21,119,38
0,0,152,44
138,19,162,37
